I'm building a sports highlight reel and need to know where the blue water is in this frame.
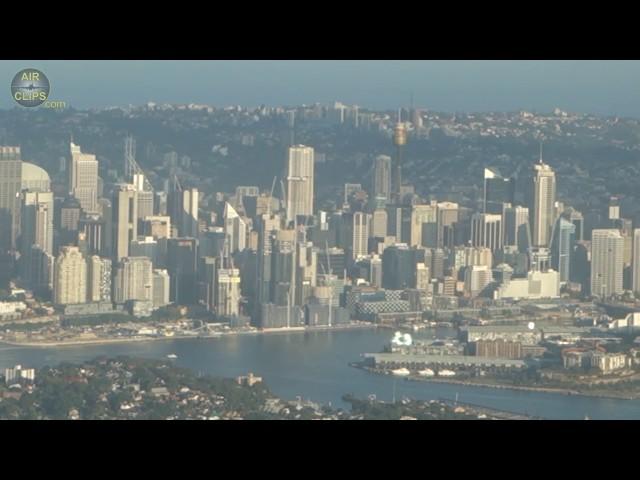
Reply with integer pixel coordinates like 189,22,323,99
1,329,639,419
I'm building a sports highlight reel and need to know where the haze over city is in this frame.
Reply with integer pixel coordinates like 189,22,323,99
1,60,640,116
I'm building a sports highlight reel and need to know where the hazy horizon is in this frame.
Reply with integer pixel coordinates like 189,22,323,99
1,60,640,117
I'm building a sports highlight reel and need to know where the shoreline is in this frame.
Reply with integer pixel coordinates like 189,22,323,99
354,365,640,401
0,322,377,348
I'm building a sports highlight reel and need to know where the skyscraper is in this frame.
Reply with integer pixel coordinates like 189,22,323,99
114,256,153,304
590,229,624,298
0,146,22,250
351,212,369,261
286,145,314,223
550,217,576,285
87,256,112,302
436,202,459,249
216,267,241,317
411,203,437,247
392,113,407,203
464,265,493,297
224,202,247,254
167,175,198,237
112,184,138,261
470,213,503,252
167,237,198,305
503,205,531,252
53,246,87,305
255,213,281,319
373,155,392,202
20,191,54,285
69,142,99,214
608,196,620,221
484,168,514,214
79,215,107,257
633,229,640,295
527,155,556,248
370,208,388,239
133,173,154,220
181,187,199,238
563,207,584,242
152,269,171,309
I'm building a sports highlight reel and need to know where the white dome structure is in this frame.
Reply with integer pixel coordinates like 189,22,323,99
21,162,51,193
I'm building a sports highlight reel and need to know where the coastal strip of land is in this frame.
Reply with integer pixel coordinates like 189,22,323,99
0,322,377,348
353,364,640,401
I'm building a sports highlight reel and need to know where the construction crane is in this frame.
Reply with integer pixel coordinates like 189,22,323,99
124,134,154,192
266,176,277,216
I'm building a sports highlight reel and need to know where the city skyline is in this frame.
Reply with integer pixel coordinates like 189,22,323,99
2,61,640,420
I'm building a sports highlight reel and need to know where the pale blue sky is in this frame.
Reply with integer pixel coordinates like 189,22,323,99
1,60,638,116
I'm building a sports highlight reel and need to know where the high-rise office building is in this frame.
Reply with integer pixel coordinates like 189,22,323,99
458,246,493,269
370,208,388,239
255,213,281,319
613,218,633,268
504,205,531,252
633,229,640,295
590,229,624,298
484,168,514,214
114,257,152,306
464,265,493,297
392,114,407,203
114,256,153,304
216,267,241,317
270,229,296,306
142,215,171,239
381,244,425,290
112,184,138,261
133,173,154,221
0,146,22,250
550,217,576,285
351,211,369,261
295,241,317,306
20,191,54,285
608,196,620,221
224,202,247,254
167,237,198,305
167,175,199,238
527,156,556,247
130,236,160,266
28,247,54,296
563,207,584,242
87,256,112,302
411,203,437,247
436,202,459,249
470,213,503,252
53,246,87,305
69,142,99,214
286,145,314,222
152,269,171,309
181,187,199,238
198,256,217,312
373,155,392,202
78,215,107,257
416,262,430,292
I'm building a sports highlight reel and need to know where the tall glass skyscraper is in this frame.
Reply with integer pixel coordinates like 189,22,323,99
483,168,514,215
550,217,576,285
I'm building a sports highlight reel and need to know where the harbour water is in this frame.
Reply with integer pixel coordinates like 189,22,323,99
1,328,640,419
